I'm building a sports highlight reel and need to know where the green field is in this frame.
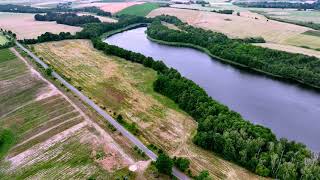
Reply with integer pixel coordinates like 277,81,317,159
116,3,160,17
0,33,9,45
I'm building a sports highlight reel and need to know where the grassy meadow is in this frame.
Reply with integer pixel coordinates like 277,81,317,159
116,3,160,17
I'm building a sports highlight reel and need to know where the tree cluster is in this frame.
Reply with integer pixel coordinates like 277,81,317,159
147,20,320,88
211,9,234,14
19,32,75,44
0,4,50,13
35,12,101,26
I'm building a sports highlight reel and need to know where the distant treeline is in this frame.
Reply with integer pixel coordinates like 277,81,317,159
35,12,101,26
18,14,320,178
211,9,234,14
234,1,320,9
147,19,320,88
0,4,111,17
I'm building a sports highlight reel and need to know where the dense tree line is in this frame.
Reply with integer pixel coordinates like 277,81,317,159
147,20,320,88
234,1,320,9
35,12,101,26
89,16,320,177
211,9,234,14
0,4,112,17
19,32,75,44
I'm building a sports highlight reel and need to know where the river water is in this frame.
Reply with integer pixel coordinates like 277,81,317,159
105,27,320,151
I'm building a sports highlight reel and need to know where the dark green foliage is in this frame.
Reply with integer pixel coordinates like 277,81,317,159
45,68,53,76
0,48,16,62
195,170,211,180
173,157,190,172
235,37,266,43
20,32,75,44
155,153,173,175
211,9,234,14
0,128,15,159
115,114,139,135
147,20,320,88
35,12,101,26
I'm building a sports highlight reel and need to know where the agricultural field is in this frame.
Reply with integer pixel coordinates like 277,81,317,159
73,2,145,14
148,7,320,54
0,48,145,179
252,8,320,24
0,12,82,40
116,3,160,17
33,39,264,179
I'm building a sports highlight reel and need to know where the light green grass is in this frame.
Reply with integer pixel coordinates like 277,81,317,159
0,49,16,63
0,34,9,46
116,3,160,17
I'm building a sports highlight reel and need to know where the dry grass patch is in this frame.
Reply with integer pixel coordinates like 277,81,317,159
0,12,82,39
255,43,320,58
33,39,264,179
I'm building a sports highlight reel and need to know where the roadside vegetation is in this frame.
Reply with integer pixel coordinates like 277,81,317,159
116,3,160,17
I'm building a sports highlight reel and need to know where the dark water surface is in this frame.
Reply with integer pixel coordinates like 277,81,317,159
105,27,320,151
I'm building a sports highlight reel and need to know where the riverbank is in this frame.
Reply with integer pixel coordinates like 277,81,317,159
147,34,320,91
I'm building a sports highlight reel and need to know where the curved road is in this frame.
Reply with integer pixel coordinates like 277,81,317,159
16,41,189,180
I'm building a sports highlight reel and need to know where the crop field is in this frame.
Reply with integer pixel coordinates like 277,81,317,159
148,7,320,54
0,12,82,40
255,43,320,58
74,2,145,14
252,8,320,24
0,48,140,179
33,39,264,179
116,3,160,17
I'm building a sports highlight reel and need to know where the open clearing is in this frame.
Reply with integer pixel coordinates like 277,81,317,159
33,39,264,179
0,33,8,45
148,7,320,54
116,3,160,17
74,2,145,14
0,47,142,179
0,12,82,40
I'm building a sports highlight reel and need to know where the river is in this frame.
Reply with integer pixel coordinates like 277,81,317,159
105,27,320,151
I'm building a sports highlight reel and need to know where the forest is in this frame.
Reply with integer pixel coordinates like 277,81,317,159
34,12,101,26
146,19,320,88
18,14,320,178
